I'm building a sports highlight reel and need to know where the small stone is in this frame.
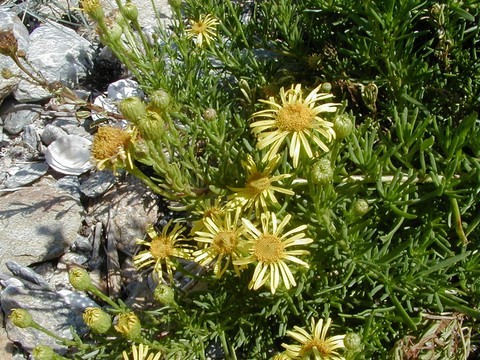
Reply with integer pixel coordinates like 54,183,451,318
3,109,41,135
80,170,117,198
3,162,49,188
40,124,68,146
21,125,39,150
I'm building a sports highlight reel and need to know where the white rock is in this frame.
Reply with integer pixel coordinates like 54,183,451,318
14,23,94,102
45,135,93,175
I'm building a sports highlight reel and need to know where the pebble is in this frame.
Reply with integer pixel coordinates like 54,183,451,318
3,162,49,188
21,124,39,151
3,109,41,135
40,124,68,146
79,170,117,198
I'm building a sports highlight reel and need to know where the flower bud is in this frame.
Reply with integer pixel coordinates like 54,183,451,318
114,312,142,340
121,2,139,22
333,113,354,140
344,332,362,351
9,308,33,328
32,345,58,360
311,158,333,185
69,267,93,291
149,89,171,110
352,199,369,217
202,108,217,121
83,307,112,334
118,97,146,123
154,284,176,305
1,68,14,79
320,82,332,92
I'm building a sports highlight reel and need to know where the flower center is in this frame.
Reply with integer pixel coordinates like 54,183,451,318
301,339,332,357
254,234,283,264
276,103,314,132
212,231,237,254
91,127,130,160
150,237,174,260
192,21,206,34
246,172,271,195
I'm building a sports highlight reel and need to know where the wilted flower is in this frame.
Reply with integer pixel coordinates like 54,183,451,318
282,318,346,360
251,83,338,168
234,212,312,294
91,126,133,172
0,30,18,58
186,14,219,47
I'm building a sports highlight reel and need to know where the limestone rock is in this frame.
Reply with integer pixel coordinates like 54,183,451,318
0,177,84,273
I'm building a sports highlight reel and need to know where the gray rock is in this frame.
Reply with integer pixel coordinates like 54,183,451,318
51,117,90,137
80,170,117,198
14,23,94,102
73,235,93,253
21,124,39,151
0,177,83,273
0,9,30,106
5,261,52,292
87,175,158,253
1,282,87,353
3,162,48,188
56,175,81,200
2,109,41,135
40,124,68,146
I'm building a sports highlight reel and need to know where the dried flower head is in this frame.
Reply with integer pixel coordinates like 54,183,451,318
186,14,219,47
234,212,312,294
282,317,346,360
91,126,132,172
81,0,105,22
251,83,338,168
0,30,18,58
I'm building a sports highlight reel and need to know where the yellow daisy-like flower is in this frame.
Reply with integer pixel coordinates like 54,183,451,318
122,343,162,360
193,208,245,278
186,14,219,47
250,83,338,168
134,221,192,280
228,155,294,215
190,197,226,235
91,126,133,173
233,212,312,294
282,318,346,360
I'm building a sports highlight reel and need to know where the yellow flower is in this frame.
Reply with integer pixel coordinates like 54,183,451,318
228,155,294,215
193,208,245,278
81,0,104,22
122,343,162,360
134,221,192,280
282,318,346,360
233,212,312,294
250,83,338,168
91,126,133,172
190,197,225,235
114,312,142,340
186,14,219,47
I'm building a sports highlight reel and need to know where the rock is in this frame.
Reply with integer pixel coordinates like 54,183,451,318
87,175,158,253
80,170,117,198
2,109,41,135
107,79,144,101
56,175,81,200
0,9,30,106
0,177,84,273
40,124,68,146
14,23,94,102
21,125,38,151
3,162,48,188
51,117,90,137
1,281,87,353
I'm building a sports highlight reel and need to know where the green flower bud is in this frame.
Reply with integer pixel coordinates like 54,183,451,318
344,332,362,351
121,2,139,22
149,89,171,110
83,307,112,334
320,82,332,92
114,312,142,340
68,267,93,291
32,345,62,360
154,284,176,305
118,97,146,123
311,158,333,185
202,108,217,121
333,113,354,140
107,23,124,43
352,199,369,217
9,308,33,328
137,110,165,140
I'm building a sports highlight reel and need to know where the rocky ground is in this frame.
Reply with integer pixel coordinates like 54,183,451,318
0,1,173,358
